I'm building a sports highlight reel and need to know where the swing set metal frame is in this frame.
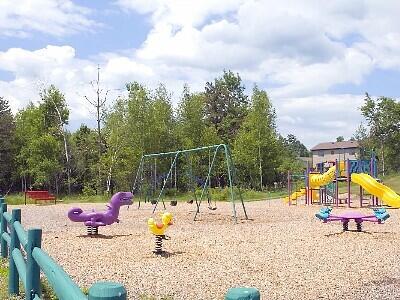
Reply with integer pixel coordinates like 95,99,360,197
132,144,248,223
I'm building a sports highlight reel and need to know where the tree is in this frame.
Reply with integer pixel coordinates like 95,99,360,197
234,86,279,189
39,86,71,193
204,70,249,143
70,125,98,194
336,136,344,142
176,85,220,149
360,93,400,174
84,65,109,194
102,99,132,192
15,104,43,190
283,134,310,157
25,134,62,189
176,86,221,188
0,97,16,194
15,103,62,190
148,83,176,152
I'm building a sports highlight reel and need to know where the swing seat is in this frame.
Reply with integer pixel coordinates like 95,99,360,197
170,200,177,206
187,199,194,204
150,200,157,205
208,206,217,211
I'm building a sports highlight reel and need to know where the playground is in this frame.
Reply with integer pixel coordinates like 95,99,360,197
8,199,400,300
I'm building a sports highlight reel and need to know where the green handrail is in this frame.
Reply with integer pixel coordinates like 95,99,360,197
4,211,12,223
32,247,87,300
12,248,27,287
2,232,10,246
14,221,28,249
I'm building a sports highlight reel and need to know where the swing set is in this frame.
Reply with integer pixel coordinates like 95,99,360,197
132,144,248,223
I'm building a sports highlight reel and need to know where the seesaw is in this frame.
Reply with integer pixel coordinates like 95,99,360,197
315,207,390,231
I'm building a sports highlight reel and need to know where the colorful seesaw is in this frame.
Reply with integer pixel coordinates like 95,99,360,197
315,207,390,232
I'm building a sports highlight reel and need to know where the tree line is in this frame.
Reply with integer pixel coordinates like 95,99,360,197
355,93,400,176
0,70,308,196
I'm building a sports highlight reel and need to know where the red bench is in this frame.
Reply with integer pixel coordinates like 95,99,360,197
25,191,56,204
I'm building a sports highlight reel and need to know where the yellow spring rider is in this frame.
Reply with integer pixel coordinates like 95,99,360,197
148,212,173,254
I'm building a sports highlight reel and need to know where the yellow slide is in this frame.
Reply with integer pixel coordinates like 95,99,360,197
284,188,306,203
351,173,400,208
284,167,335,203
309,166,336,188
284,188,318,203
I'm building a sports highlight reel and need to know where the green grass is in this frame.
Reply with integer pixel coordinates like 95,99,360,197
0,258,9,300
4,188,287,206
337,173,400,194
381,174,400,193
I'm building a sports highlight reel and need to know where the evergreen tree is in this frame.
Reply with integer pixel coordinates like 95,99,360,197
0,97,16,194
70,125,98,194
283,134,310,157
204,70,249,144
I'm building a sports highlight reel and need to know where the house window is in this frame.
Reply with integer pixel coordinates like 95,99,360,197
318,151,324,157
331,150,334,155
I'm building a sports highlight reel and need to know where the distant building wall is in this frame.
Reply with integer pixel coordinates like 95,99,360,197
312,148,360,166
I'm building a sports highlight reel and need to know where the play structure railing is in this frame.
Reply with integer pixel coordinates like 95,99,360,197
0,198,126,300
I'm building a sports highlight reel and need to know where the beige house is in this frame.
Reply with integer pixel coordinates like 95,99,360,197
311,141,360,166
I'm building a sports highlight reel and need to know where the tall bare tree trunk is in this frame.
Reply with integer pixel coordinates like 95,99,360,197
52,103,71,194
85,65,109,195
106,149,118,194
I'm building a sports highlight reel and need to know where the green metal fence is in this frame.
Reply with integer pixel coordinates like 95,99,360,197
0,197,126,300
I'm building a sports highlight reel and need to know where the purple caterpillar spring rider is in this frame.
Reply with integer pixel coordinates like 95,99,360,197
316,207,390,232
68,192,133,235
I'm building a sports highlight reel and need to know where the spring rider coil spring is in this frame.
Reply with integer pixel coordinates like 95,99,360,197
86,225,99,235
342,221,349,231
153,235,170,254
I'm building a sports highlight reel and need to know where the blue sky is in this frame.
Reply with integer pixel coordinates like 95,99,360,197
1,0,399,148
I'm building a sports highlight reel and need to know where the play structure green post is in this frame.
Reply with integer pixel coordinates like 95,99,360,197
225,287,260,300
0,200,7,258
26,228,42,300
9,209,21,295
88,281,127,300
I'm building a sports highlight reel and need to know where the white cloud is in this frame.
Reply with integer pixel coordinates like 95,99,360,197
0,0,97,37
2,0,400,148
116,0,244,27
0,45,154,126
275,94,365,147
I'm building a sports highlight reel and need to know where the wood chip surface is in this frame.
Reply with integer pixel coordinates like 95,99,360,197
9,199,400,300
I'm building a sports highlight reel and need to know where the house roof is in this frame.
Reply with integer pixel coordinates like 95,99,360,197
311,140,359,151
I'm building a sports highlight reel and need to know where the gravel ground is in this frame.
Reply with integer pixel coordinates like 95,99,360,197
8,199,400,300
